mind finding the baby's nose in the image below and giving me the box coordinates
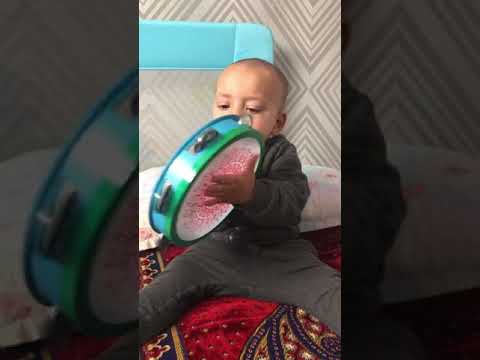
[227,104,245,117]
[230,110,244,117]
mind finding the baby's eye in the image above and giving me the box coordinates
[247,108,261,114]
[217,104,230,110]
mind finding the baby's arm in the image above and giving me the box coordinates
[237,142,310,227]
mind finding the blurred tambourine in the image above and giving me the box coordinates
[23,70,139,335]
[149,114,264,246]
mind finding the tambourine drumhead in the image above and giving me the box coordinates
[88,177,138,325]
[176,137,260,241]
[149,115,264,245]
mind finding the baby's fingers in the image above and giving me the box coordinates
[204,184,225,197]
[203,196,225,206]
[211,174,236,184]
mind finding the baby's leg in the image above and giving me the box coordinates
[252,239,341,335]
[140,250,221,343]
[97,242,231,359]
[276,259,340,335]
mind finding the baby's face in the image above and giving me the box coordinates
[212,63,286,139]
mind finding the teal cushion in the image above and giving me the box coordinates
[139,20,274,70]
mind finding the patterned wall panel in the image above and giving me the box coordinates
[343,0,480,157]
[139,0,341,171]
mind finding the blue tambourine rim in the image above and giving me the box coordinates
[23,68,139,305]
[148,114,261,242]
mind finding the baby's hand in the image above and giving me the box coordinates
[204,155,258,206]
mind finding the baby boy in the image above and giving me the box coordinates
[97,58,341,359]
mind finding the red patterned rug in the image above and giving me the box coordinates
[139,228,342,360]
[4,226,480,359]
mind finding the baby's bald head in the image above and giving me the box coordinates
[213,58,289,139]
[219,58,289,111]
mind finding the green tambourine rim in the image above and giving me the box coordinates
[60,173,138,335]
[164,126,264,246]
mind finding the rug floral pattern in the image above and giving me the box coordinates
[139,228,341,360]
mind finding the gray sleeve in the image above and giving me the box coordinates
[236,142,310,227]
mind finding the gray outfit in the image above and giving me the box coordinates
[139,134,341,343]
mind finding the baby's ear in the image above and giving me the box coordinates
[275,113,287,133]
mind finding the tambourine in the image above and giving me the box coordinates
[149,114,264,246]
[23,70,139,335]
